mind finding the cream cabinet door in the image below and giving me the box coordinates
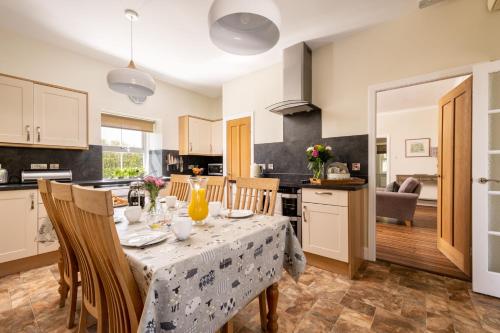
[0,190,38,263]
[211,120,223,155]
[188,117,211,155]
[0,75,34,144]
[302,203,348,262]
[34,84,87,148]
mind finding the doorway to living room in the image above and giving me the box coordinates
[375,75,471,280]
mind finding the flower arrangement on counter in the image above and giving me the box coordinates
[143,175,166,213]
[306,144,332,179]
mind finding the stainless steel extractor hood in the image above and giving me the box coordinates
[266,42,320,115]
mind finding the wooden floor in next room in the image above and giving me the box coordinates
[376,205,469,281]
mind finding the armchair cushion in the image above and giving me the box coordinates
[399,177,419,194]
[385,181,400,192]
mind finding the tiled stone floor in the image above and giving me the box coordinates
[1,261,500,332]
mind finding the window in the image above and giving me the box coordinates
[101,114,156,179]
[101,126,147,179]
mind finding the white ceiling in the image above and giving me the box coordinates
[0,0,418,97]
[377,75,471,113]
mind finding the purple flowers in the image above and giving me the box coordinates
[306,144,333,179]
[312,150,319,158]
[144,175,165,189]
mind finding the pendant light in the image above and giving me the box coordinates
[208,0,281,55]
[107,9,156,97]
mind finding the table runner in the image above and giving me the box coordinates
[116,214,306,333]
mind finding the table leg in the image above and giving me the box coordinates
[266,282,279,333]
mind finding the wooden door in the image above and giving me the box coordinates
[0,190,38,263]
[437,77,472,277]
[302,203,348,262]
[0,75,34,144]
[226,117,251,180]
[34,84,87,148]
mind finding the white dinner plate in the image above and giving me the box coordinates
[226,210,254,219]
[120,232,168,247]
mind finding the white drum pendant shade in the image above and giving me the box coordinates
[209,0,281,55]
[107,62,156,97]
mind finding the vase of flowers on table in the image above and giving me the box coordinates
[143,175,166,214]
[306,144,332,180]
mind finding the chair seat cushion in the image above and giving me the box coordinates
[398,177,419,193]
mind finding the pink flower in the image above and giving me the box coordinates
[312,150,319,158]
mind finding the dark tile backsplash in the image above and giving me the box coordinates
[255,110,368,179]
[0,145,102,183]
[161,150,222,177]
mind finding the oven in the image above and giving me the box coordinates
[279,186,302,245]
[207,163,223,176]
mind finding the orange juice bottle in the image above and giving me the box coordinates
[188,177,208,223]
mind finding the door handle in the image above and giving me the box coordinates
[189,142,192,152]
[25,125,30,141]
[30,193,35,210]
[478,177,500,184]
[314,191,332,195]
[36,126,41,142]
[303,206,307,223]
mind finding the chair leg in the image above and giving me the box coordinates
[221,320,233,333]
[66,280,78,328]
[404,220,412,227]
[57,251,67,308]
[78,304,88,333]
[258,291,267,331]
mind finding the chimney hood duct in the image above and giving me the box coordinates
[266,42,320,115]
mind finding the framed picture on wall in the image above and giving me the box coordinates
[405,138,430,157]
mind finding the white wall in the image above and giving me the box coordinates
[223,0,500,143]
[222,63,283,144]
[0,27,221,150]
[377,108,438,200]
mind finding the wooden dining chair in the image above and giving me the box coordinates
[72,185,143,333]
[231,177,280,331]
[205,176,226,202]
[38,179,79,329]
[51,182,107,333]
[233,177,280,215]
[160,174,191,201]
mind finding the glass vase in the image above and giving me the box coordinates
[313,161,325,179]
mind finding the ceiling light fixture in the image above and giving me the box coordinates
[107,9,156,98]
[208,0,281,55]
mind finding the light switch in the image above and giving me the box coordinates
[267,163,274,170]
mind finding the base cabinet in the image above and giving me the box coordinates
[0,190,38,263]
[302,203,348,262]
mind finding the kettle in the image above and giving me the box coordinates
[0,164,7,184]
[250,164,263,178]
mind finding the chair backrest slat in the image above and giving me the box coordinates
[50,181,105,322]
[72,185,143,333]
[161,174,190,201]
[205,176,226,202]
[232,178,279,216]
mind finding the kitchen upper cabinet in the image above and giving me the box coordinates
[0,75,34,144]
[211,120,223,155]
[34,84,87,148]
[0,73,88,149]
[0,190,38,263]
[302,202,348,262]
[179,115,221,155]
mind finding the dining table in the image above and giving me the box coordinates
[114,206,306,333]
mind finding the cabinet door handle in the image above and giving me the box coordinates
[303,206,307,223]
[25,125,31,141]
[315,191,332,195]
[30,193,35,210]
[36,126,41,142]
[189,142,192,152]
[210,144,212,153]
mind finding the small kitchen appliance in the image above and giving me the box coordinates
[0,164,7,184]
[207,163,223,176]
[21,169,72,183]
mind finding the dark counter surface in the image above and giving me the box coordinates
[300,183,368,191]
[0,177,170,191]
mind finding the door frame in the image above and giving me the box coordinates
[222,112,255,177]
[367,65,473,261]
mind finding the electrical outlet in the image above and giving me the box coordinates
[352,163,361,171]
[257,163,266,170]
[267,163,274,170]
[49,164,60,170]
[31,163,47,170]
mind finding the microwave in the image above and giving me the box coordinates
[207,163,223,176]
